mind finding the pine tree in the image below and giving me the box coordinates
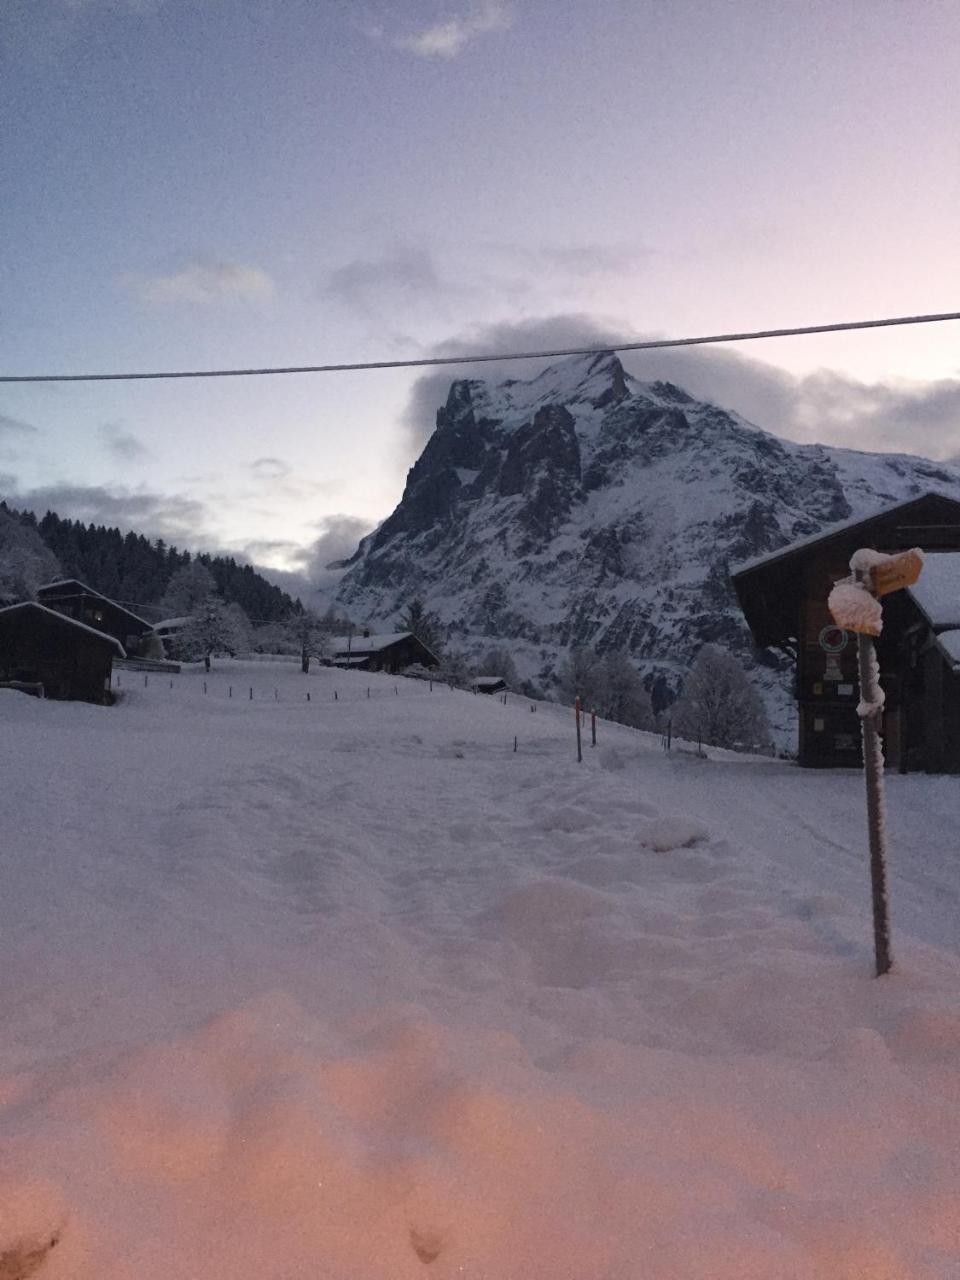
[398,598,444,656]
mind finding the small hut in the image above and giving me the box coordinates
[0,602,124,703]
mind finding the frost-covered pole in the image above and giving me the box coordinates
[856,616,891,976]
[829,547,923,978]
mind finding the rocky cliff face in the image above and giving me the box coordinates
[334,352,960,735]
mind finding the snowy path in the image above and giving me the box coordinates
[1,666,959,1279]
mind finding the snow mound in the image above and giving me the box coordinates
[638,815,711,851]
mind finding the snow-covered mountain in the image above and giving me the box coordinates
[334,352,960,721]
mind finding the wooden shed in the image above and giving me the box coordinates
[36,579,153,654]
[731,492,960,771]
[330,631,440,673]
[0,602,125,704]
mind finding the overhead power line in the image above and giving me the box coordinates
[2,310,959,384]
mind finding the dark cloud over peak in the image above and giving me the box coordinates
[398,313,960,465]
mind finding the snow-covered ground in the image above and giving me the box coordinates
[2,661,959,1278]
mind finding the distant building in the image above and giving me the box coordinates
[330,631,440,673]
[732,491,960,771]
[0,601,124,704]
[471,675,507,694]
[36,579,153,655]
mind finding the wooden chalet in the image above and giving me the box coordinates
[0,601,124,703]
[731,492,960,772]
[36,579,153,655]
[330,631,439,673]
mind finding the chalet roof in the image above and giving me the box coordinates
[732,492,960,649]
[907,553,960,631]
[732,492,960,577]
[331,631,410,653]
[472,675,506,688]
[0,601,126,656]
[37,579,152,630]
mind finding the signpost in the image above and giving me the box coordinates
[828,547,923,976]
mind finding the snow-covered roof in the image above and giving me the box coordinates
[153,616,189,631]
[935,629,960,669]
[331,631,413,654]
[37,579,151,629]
[0,601,126,656]
[731,492,960,577]
[472,675,506,688]
[906,553,960,630]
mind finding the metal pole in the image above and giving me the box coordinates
[857,632,893,976]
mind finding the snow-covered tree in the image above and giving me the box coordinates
[161,561,218,617]
[398,598,444,657]
[180,596,247,672]
[0,509,61,605]
[477,647,519,689]
[555,644,605,710]
[286,608,332,673]
[598,651,655,729]
[672,644,770,751]
[438,647,472,689]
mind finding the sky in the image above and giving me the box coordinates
[2,0,959,595]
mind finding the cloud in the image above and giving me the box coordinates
[326,245,443,316]
[244,514,374,601]
[123,259,274,306]
[0,411,38,438]
[250,457,292,481]
[100,423,152,463]
[1,479,214,546]
[394,0,511,57]
[398,312,960,463]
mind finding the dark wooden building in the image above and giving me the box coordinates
[0,602,124,703]
[36,579,153,655]
[731,492,960,771]
[331,631,440,673]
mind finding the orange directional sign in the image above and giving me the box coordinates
[871,548,924,597]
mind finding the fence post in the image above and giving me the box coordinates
[575,697,583,763]
[249,687,253,700]
[591,710,597,747]
[203,681,207,695]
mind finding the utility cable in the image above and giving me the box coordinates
[2,310,959,383]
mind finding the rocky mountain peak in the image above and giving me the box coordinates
[334,354,960,737]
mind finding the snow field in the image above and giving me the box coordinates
[1,662,960,1278]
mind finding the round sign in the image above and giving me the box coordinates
[819,625,848,654]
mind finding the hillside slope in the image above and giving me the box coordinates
[1,667,959,1277]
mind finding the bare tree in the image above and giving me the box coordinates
[598,651,655,729]
[555,645,605,710]
[287,608,331,673]
[672,644,770,751]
